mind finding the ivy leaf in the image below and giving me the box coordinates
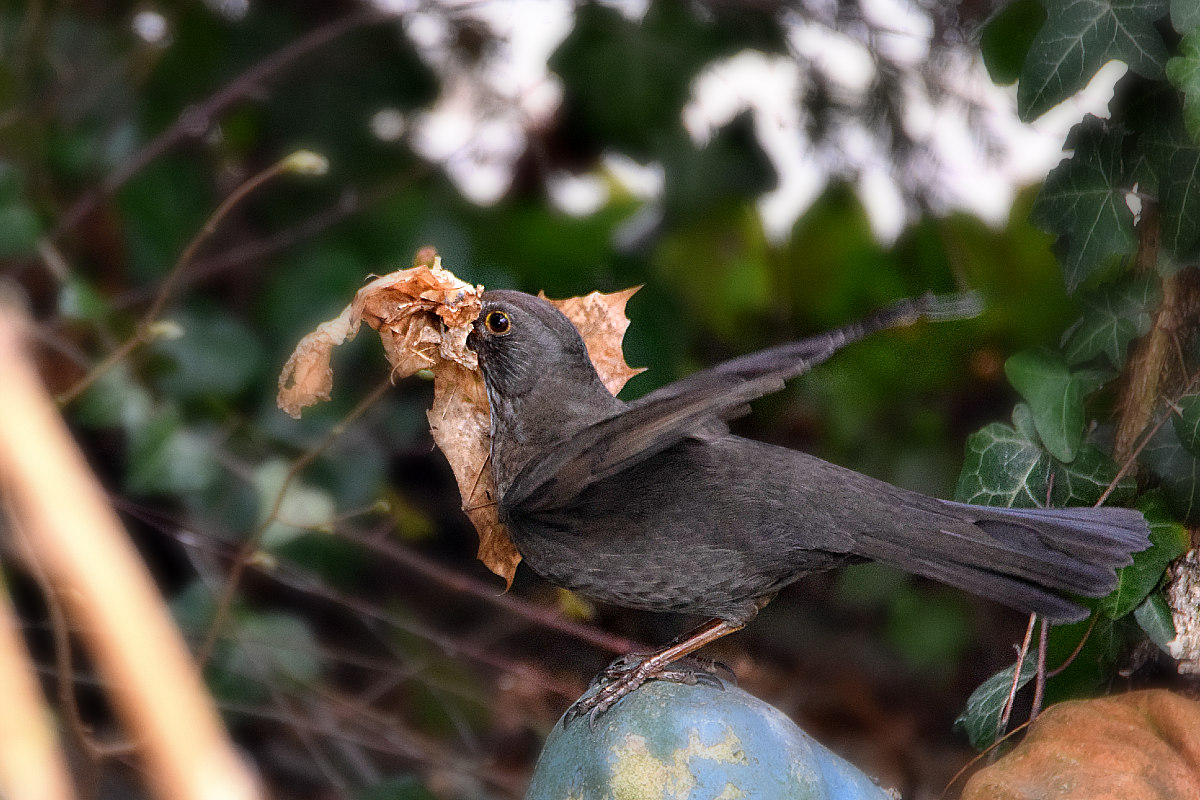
[1048,444,1135,507]
[1062,274,1160,366]
[1167,29,1200,143]
[126,412,220,496]
[956,651,1037,750]
[153,307,266,400]
[232,612,321,687]
[1174,0,1200,35]
[1096,497,1188,619]
[981,0,1046,86]
[1141,418,1200,523]
[550,2,784,160]
[1134,591,1177,653]
[1150,125,1200,259]
[0,203,42,258]
[955,421,1050,507]
[73,363,154,431]
[1174,394,1200,456]
[1005,349,1084,462]
[1018,0,1169,121]
[661,111,778,221]
[1030,116,1136,292]
[252,459,337,549]
[956,420,1133,509]
[1012,402,1040,444]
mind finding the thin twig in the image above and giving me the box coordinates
[1046,614,1099,679]
[0,309,261,800]
[30,662,524,799]
[1096,369,1200,508]
[52,8,387,237]
[177,529,577,700]
[940,719,1034,800]
[187,549,355,795]
[98,167,432,315]
[56,156,309,407]
[195,378,394,668]
[1030,618,1047,721]
[337,521,645,654]
[997,612,1036,742]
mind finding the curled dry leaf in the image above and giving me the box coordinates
[277,254,643,589]
[276,262,480,418]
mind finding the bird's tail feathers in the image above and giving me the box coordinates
[860,502,1149,623]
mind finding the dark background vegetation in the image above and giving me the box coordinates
[3,1,1198,798]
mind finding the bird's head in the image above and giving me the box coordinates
[468,290,598,400]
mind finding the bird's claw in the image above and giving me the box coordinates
[565,654,729,728]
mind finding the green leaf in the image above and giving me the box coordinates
[661,112,778,221]
[1029,116,1136,292]
[956,419,1133,508]
[169,580,218,637]
[1141,417,1200,523]
[1004,349,1084,462]
[152,307,265,400]
[1167,29,1200,142]
[232,612,321,686]
[1047,444,1135,507]
[1174,0,1200,34]
[253,459,336,549]
[1062,274,1160,366]
[1096,509,1187,619]
[956,420,1050,507]
[1070,367,1116,397]
[57,276,113,322]
[1018,0,1169,121]
[549,2,783,160]
[1142,118,1200,259]
[956,651,1037,750]
[1134,591,1177,652]
[0,203,42,258]
[1012,402,1041,444]
[1175,395,1200,456]
[356,777,437,800]
[72,363,154,431]
[981,0,1047,86]
[126,412,221,496]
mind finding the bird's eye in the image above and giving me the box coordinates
[484,310,512,335]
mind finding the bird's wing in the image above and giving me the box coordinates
[504,292,980,513]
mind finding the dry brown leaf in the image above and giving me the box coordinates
[544,286,645,395]
[277,253,642,589]
[425,361,521,586]
[277,262,480,417]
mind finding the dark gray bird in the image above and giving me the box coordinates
[467,289,1150,721]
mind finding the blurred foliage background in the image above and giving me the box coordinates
[3,0,1195,798]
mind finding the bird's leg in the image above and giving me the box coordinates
[565,617,745,727]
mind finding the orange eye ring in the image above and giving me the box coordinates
[484,310,512,335]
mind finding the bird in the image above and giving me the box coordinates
[466,289,1150,723]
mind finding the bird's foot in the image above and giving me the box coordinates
[565,654,730,728]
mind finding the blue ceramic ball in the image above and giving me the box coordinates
[526,680,894,800]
